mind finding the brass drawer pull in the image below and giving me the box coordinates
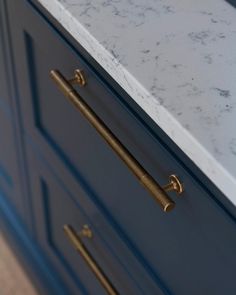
[63,224,119,295]
[50,69,183,212]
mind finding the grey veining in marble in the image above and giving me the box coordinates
[37,0,236,204]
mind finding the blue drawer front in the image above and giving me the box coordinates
[26,142,163,295]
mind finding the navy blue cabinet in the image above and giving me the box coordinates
[0,0,27,225]
[1,0,236,294]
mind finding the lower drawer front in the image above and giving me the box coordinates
[27,144,164,295]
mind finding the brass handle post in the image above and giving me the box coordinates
[50,70,183,212]
[63,225,119,295]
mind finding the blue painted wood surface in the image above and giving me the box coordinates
[26,141,162,295]
[1,0,236,294]
[0,0,28,226]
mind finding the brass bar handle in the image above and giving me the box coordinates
[50,70,183,212]
[63,225,119,295]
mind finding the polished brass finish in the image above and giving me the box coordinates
[68,69,86,86]
[50,69,184,212]
[163,174,184,195]
[63,225,119,295]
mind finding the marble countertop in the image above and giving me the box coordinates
[37,0,236,204]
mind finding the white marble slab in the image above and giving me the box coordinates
[37,0,236,204]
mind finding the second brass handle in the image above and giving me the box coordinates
[63,225,119,295]
[50,69,183,212]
